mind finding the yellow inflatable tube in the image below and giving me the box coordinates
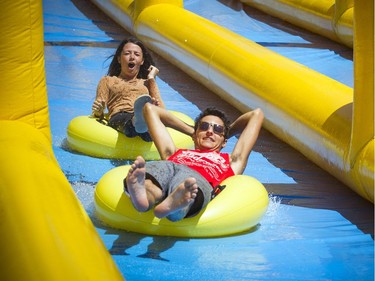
[240,0,353,48]
[67,111,194,160]
[90,0,374,203]
[0,1,123,280]
[95,165,269,238]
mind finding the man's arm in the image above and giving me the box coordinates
[229,108,264,175]
[143,104,194,160]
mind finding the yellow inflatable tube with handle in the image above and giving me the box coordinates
[95,165,269,238]
[67,111,194,160]
[0,1,123,280]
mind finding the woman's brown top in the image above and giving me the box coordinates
[93,75,162,119]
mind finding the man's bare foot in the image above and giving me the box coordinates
[126,156,149,212]
[154,177,198,219]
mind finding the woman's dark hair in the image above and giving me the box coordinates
[194,107,231,139]
[106,37,155,79]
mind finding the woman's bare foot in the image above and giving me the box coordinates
[126,156,149,212]
[154,177,198,219]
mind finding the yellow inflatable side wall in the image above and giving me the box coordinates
[0,1,123,280]
[240,0,353,48]
[89,0,373,203]
[349,0,374,202]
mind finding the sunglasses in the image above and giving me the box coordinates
[198,121,225,135]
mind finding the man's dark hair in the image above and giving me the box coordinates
[194,107,231,139]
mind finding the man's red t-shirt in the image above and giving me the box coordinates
[167,149,235,188]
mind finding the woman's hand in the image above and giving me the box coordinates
[147,65,159,79]
[151,97,161,107]
[92,100,105,116]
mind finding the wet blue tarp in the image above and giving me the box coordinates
[43,0,373,280]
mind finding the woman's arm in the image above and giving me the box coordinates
[91,77,108,118]
[147,66,166,109]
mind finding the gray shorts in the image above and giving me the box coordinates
[145,161,213,221]
[108,111,152,142]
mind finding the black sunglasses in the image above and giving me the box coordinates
[198,121,225,135]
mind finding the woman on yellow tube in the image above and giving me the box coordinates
[67,37,194,160]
